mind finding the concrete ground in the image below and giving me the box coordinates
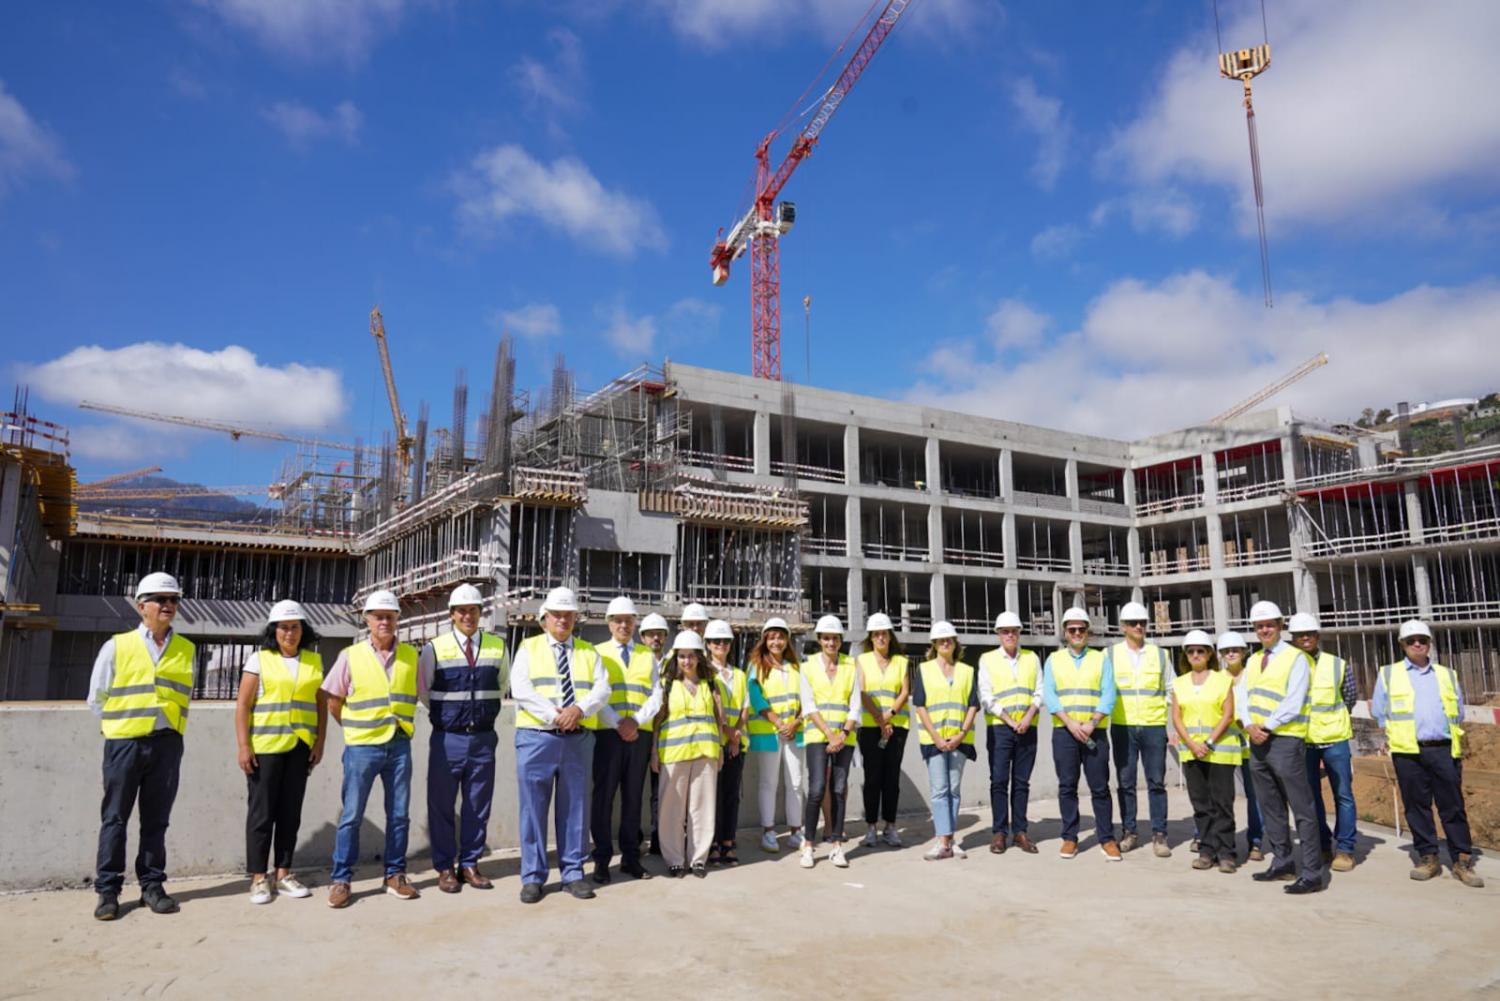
[6,790,1497,1000]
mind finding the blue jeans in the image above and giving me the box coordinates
[1053,727,1114,844]
[1240,759,1263,846]
[1306,740,1357,853]
[330,735,412,883]
[1111,723,1168,836]
[926,751,966,837]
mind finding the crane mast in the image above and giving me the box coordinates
[369,305,414,506]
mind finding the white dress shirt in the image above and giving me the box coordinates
[509,634,613,727]
[976,649,1044,718]
[87,625,179,732]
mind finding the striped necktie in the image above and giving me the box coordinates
[556,642,576,708]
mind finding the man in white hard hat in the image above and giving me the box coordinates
[1042,608,1121,861]
[680,602,710,637]
[88,572,194,920]
[590,596,650,884]
[1106,601,1173,858]
[1373,621,1482,887]
[635,612,672,856]
[1288,612,1359,874]
[324,589,422,907]
[1215,631,1263,861]
[1244,601,1322,895]
[417,583,506,894]
[509,587,614,903]
[979,610,1042,855]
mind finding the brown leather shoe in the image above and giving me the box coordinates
[1058,840,1078,859]
[1101,841,1122,861]
[989,833,1008,855]
[327,882,351,909]
[384,873,420,900]
[460,866,493,890]
[437,868,461,894]
[1013,832,1038,854]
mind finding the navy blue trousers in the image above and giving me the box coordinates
[428,728,498,871]
[1053,726,1115,844]
[96,731,183,895]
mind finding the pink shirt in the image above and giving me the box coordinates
[320,641,397,698]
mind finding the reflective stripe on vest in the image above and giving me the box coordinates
[1046,648,1108,728]
[428,631,505,732]
[101,630,195,739]
[602,642,660,733]
[1110,641,1168,727]
[917,659,976,747]
[1306,652,1353,744]
[515,634,601,730]
[1381,661,1463,759]
[804,655,857,744]
[250,649,323,753]
[1246,647,1308,739]
[748,664,802,738]
[658,678,721,764]
[340,642,419,746]
[714,665,750,748]
[857,652,910,729]
[1172,671,1243,765]
[980,648,1039,726]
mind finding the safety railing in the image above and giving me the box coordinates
[1222,543,1293,567]
[1015,554,1072,573]
[1081,558,1131,577]
[1300,526,1412,559]
[1216,480,1285,504]
[803,536,849,557]
[1135,493,1205,517]
[1012,489,1072,512]
[770,459,845,483]
[679,449,755,473]
[862,540,931,562]
[943,545,1005,568]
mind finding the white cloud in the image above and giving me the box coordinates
[1010,77,1069,191]
[453,144,666,257]
[68,424,195,464]
[646,0,990,48]
[910,273,1500,437]
[511,28,586,126]
[494,302,562,340]
[1104,0,1500,232]
[985,299,1049,351]
[1091,188,1199,238]
[0,80,73,198]
[664,297,721,328]
[602,306,657,356]
[193,0,408,63]
[261,100,362,148]
[1030,223,1083,260]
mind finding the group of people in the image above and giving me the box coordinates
[88,575,1483,920]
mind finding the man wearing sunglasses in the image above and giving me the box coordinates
[87,572,195,921]
[1373,620,1483,888]
[1042,607,1121,861]
[1105,601,1173,858]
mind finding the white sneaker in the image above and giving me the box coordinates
[923,843,953,861]
[276,875,311,898]
[760,830,780,853]
[882,827,903,848]
[952,844,968,859]
[249,878,272,905]
[799,844,816,869]
[788,831,805,850]
[862,829,879,848]
[830,846,849,868]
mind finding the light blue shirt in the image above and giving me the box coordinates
[1371,658,1465,742]
[1256,639,1311,732]
[1042,647,1116,718]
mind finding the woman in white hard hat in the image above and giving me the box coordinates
[747,617,806,853]
[912,621,979,860]
[857,612,910,849]
[1216,631,1263,861]
[1170,630,1241,874]
[705,619,749,866]
[798,615,861,869]
[235,600,328,904]
[642,631,723,877]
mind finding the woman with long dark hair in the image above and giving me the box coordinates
[644,631,724,878]
[1171,630,1241,874]
[746,617,805,853]
[706,619,749,866]
[857,612,909,849]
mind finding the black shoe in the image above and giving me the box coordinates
[1284,877,1324,895]
[519,883,544,904]
[93,893,119,921]
[140,885,179,914]
[1251,865,1297,883]
[691,863,707,879]
[591,863,612,885]
[667,865,685,878]
[561,879,596,900]
[648,841,663,857]
[620,860,653,880]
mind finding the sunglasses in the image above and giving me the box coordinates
[1121,620,1146,628]
[1186,646,1211,656]
[143,594,180,606]
[707,638,731,644]
[1065,626,1088,635]
[1403,637,1431,647]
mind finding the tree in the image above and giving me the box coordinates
[1375,407,1393,425]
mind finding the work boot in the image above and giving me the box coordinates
[1118,832,1140,853]
[1191,854,1214,870]
[1247,843,1264,862]
[1330,852,1355,873]
[93,893,119,921]
[1409,854,1441,881]
[1152,833,1172,858]
[989,833,1008,855]
[1453,854,1485,888]
[140,884,179,914]
[1218,858,1238,874]
[1013,832,1038,854]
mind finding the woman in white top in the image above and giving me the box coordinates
[1216,630,1262,861]
[746,618,806,854]
[798,615,862,870]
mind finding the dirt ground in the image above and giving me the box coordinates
[4,790,1497,1000]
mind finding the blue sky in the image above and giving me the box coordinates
[3,0,1498,488]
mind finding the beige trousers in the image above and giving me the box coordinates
[659,757,719,868]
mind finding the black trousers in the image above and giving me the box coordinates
[96,731,183,895]
[1182,758,1236,862]
[1393,746,1474,859]
[592,729,655,866]
[987,723,1038,835]
[804,742,854,841]
[714,748,746,843]
[246,741,312,874]
[857,726,908,825]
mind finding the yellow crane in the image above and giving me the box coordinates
[76,465,163,492]
[79,401,358,452]
[1209,352,1329,425]
[78,484,282,502]
[369,305,414,506]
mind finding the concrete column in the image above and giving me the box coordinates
[843,423,860,487]
[1122,466,1137,508]
[1065,457,1080,512]
[1004,578,1019,618]
[1412,555,1434,620]
[1280,433,1298,485]
[1356,436,1380,469]
[1127,527,1143,581]
[999,448,1014,502]
[1068,519,1083,575]
[1292,566,1320,618]
[928,503,944,564]
[753,411,771,477]
[1052,583,1066,636]
[844,495,862,559]
[1210,577,1229,633]
[1205,514,1226,573]
[1002,512,1018,571]
[1403,480,1426,544]
[930,571,947,625]
[846,568,865,631]
[924,436,941,496]
[1201,450,1219,506]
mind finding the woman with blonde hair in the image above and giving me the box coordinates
[912,622,979,861]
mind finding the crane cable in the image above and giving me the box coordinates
[1214,0,1273,308]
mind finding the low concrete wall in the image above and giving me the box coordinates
[0,703,1157,891]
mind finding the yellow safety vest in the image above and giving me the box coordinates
[1306,651,1353,744]
[658,677,721,764]
[714,663,750,749]
[1381,661,1463,759]
[601,641,660,733]
[857,652,910,729]
[748,663,802,739]
[1046,648,1109,728]
[1172,671,1243,766]
[100,630,195,739]
[515,633,602,730]
[1109,641,1169,727]
[1246,646,1308,739]
[250,649,323,753]
[917,659,976,746]
[804,655,858,744]
[980,648,1039,726]
[340,642,419,746]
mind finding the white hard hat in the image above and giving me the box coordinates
[1248,600,1283,623]
[267,599,307,623]
[865,612,894,633]
[814,614,844,637]
[363,590,401,613]
[671,630,706,653]
[1288,612,1320,633]
[1183,629,1214,649]
[681,602,710,622]
[994,611,1023,630]
[541,587,579,614]
[930,621,959,641]
[762,617,790,634]
[135,572,182,599]
[1061,607,1091,627]
[1398,619,1432,642]
[448,583,484,608]
[1216,631,1248,651]
[606,596,639,618]
[705,619,734,641]
[640,613,670,634]
[1119,601,1149,623]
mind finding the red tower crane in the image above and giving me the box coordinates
[709,0,914,380]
